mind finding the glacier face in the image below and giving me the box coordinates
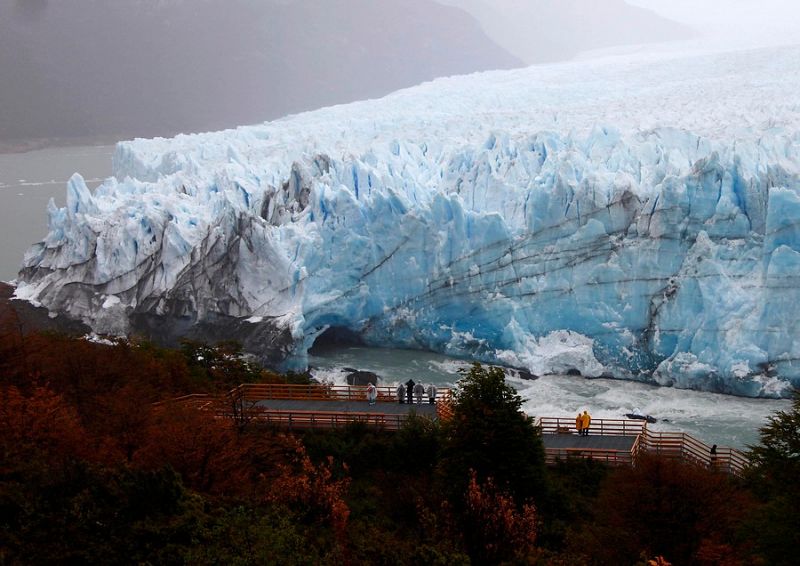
[15,45,800,397]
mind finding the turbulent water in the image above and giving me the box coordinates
[309,345,790,449]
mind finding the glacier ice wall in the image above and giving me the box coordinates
[15,45,800,397]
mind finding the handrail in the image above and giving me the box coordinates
[155,383,449,431]
[232,407,408,431]
[436,389,455,421]
[234,383,452,404]
[152,393,213,407]
[641,430,747,476]
[537,416,747,477]
[545,446,637,466]
[537,417,646,437]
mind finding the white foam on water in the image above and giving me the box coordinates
[511,374,790,449]
[427,358,472,377]
[308,366,351,387]
[305,346,788,449]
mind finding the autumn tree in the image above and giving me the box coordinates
[439,363,547,504]
[570,455,756,565]
[744,389,800,565]
[0,384,87,469]
[267,443,351,540]
[134,404,254,495]
[462,470,539,564]
[180,339,270,391]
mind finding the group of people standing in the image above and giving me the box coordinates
[364,379,439,405]
[398,379,437,405]
[575,410,592,435]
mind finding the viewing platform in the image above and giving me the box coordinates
[161,383,453,431]
[537,416,748,476]
[160,384,748,476]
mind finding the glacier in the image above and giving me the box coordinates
[15,45,800,398]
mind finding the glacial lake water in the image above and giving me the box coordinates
[2,144,791,451]
[0,144,114,282]
[309,344,791,451]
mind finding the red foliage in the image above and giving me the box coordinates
[462,469,539,563]
[573,454,756,565]
[0,384,88,468]
[267,443,351,538]
[133,404,255,495]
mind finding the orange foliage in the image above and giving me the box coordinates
[0,384,88,467]
[91,384,156,465]
[133,404,254,495]
[1,327,194,409]
[576,454,756,565]
[463,469,539,563]
[268,443,351,538]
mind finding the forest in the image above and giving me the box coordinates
[1,299,799,565]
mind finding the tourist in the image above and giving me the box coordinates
[396,383,405,403]
[414,381,425,404]
[405,379,415,405]
[581,410,592,436]
[366,382,377,405]
[427,383,437,404]
[710,444,718,468]
[575,412,584,435]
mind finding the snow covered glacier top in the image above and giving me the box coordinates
[16,45,800,397]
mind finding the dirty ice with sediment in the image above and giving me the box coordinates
[14,44,800,398]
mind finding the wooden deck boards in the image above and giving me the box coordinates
[253,399,439,417]
[542,434,638,452]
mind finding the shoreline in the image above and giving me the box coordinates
[0,134,133,155]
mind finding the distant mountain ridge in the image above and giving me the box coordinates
[0,0,521,142]
[440,0,695,63]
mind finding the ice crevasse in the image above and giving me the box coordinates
[15,45,800,397]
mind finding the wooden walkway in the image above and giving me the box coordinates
[538,417,644,466]
[536,416,748,476]
[157,383,454,431]
[253,398,438,416]
[158,385,747,475]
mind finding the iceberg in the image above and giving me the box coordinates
[15,45,800,398]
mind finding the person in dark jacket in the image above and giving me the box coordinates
[405,379,415,405]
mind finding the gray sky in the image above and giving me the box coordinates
[439,0,693,63]
[0,0,520,145]
[1,0,798,146]
[627,0,800,48]
[0,0,691,145]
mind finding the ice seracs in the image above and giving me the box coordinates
[15,44,800,398]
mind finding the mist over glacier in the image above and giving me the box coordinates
[15,45,800,398]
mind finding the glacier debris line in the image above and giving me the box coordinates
[15,45,800,397]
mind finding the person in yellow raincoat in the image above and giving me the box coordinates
[575,413,584,435]
[581,410,591,436]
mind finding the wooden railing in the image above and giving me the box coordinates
[236,407,407,431]
[537,416,748,477]
[537,417,647,437]
[544,446,638,466]
[641,430,748,476]
[436,390,455,422]
[153,383,453,431]
[231,383,451,404]
[152,393,216,410]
